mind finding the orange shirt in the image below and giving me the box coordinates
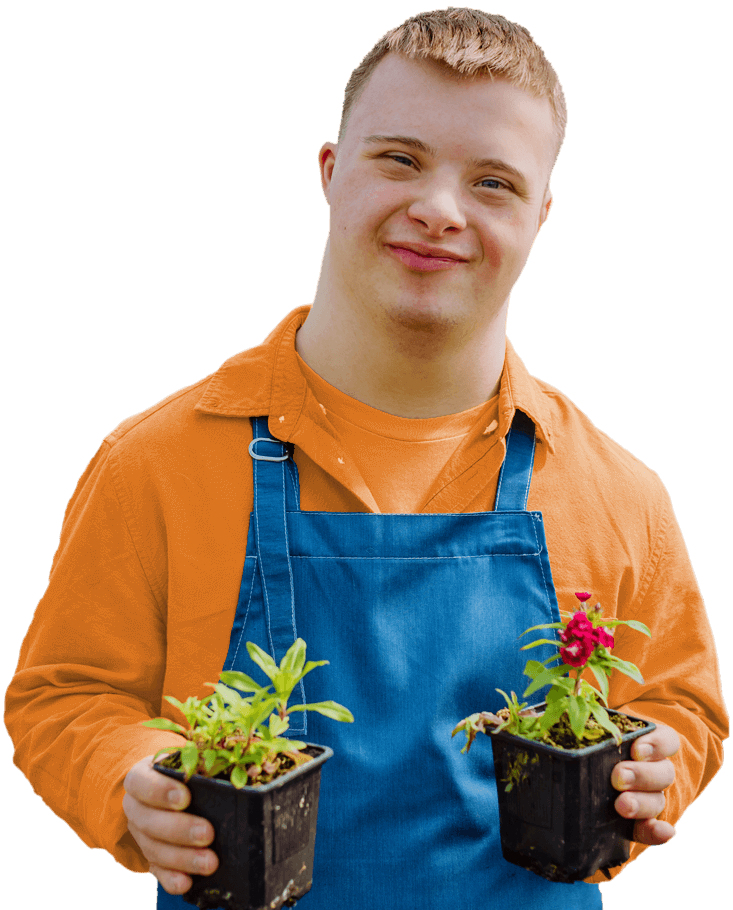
[5,305,728,883]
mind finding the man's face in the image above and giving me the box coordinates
[319,53,556,339]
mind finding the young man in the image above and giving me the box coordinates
[5,9,727,909]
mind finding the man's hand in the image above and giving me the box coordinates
[611,723,680,845]
[123,754,219,896]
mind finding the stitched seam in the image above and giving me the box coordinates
[228,556,257,668]
[288,553,541,559]
[280,454,306,732]
[530,516,555,620]
[282,510,532,517]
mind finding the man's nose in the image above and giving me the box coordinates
[406,181,467,234]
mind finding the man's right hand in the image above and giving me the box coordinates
[123,754,219,896]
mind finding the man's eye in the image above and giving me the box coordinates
[383,158,507,191]
[385,154,414,167]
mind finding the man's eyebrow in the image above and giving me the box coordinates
[362,134,529,187]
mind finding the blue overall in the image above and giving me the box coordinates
[157,409,601,909]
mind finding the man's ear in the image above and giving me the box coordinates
[319,143,338,203]
[537,187,554,234]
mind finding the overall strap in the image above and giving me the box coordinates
[494,409,537,512]
[249,417,306,720]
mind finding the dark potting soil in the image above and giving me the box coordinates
[157,748,314,787]
[495,707,647,750]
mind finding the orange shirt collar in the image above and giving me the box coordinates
[195,305,555,453]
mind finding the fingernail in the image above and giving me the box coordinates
[192,824,210,845]
[168,789,186,808]
[635,743,653,760]
[625,796,638,816]
[617,769,634,788]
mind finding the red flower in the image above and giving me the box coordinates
[565,612,593,636]
[592,627,615,650]
[560,637,595,667]
[575,592,592,602]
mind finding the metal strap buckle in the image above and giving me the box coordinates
[248,437,290,462]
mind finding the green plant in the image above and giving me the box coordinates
[452,592,651,753]
[142,638,353,788]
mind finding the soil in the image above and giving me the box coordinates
[158,746,314,786]
[496,706,647,750]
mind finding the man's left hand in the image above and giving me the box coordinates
[611,723,680,845]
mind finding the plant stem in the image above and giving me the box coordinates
[573,670,582,696]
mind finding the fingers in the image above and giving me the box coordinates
[632,818,676,846]
[630,723,681,762]
[611,757,675,793]
[122,754,219,896]
[614,787,665,822]
[614,787,677,845]
[123,754,190,810]
[609,724,680,844]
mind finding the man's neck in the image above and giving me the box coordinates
[295,298,507,419]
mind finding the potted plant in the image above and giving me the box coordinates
[141,638,353,910]
[452,592,656,883]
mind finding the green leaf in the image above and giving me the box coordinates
[280,638,307,676]
[295,659,329,684]
[549,675,575,693]
[288,700,354,722]
[269,714,290,737]
[272,669,297,702]
[588,662,610,703]
[141,717,187,734]
[244,742,269,764]
[545,683,566,704]
[538,653,564,667]
[283,739,307,751]
[219,670,265,693]
[568,695,591,739]
[495,689,527,713]
[249,695,281,730]
[590,704,622,744]
[163,694,186,712]
[246,642,279,681]
[539,696,569,731]
[203,749,219,773]
[607,656,644,684]
[522,659,546,677]
[519,622,564,637]
[152,745,181,762]
[523,665,568,697]
[602,618,651,637]
[520,638,562,651]
[180,743,200,779]
[230,764,250,789]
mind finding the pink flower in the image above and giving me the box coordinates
[575,592,592,602]
[560,636,595,667]
[592,627,615,650]
[565,612,593,636]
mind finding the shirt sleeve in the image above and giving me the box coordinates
[3,441,186,872]
[585,478,729,883]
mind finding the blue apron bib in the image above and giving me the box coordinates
[158,409,601,909]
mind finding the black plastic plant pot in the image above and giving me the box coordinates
[489,706,655,883]
[154,744,333,910]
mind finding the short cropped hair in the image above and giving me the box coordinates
[338,7,567,168]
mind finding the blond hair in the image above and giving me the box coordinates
[338,7,567,166]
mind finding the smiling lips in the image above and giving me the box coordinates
[387,243,468,272]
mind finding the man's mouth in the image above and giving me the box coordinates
[386,244,467,272]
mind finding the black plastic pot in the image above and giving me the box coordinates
[154,743,333,910]
[489,706,655,883]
